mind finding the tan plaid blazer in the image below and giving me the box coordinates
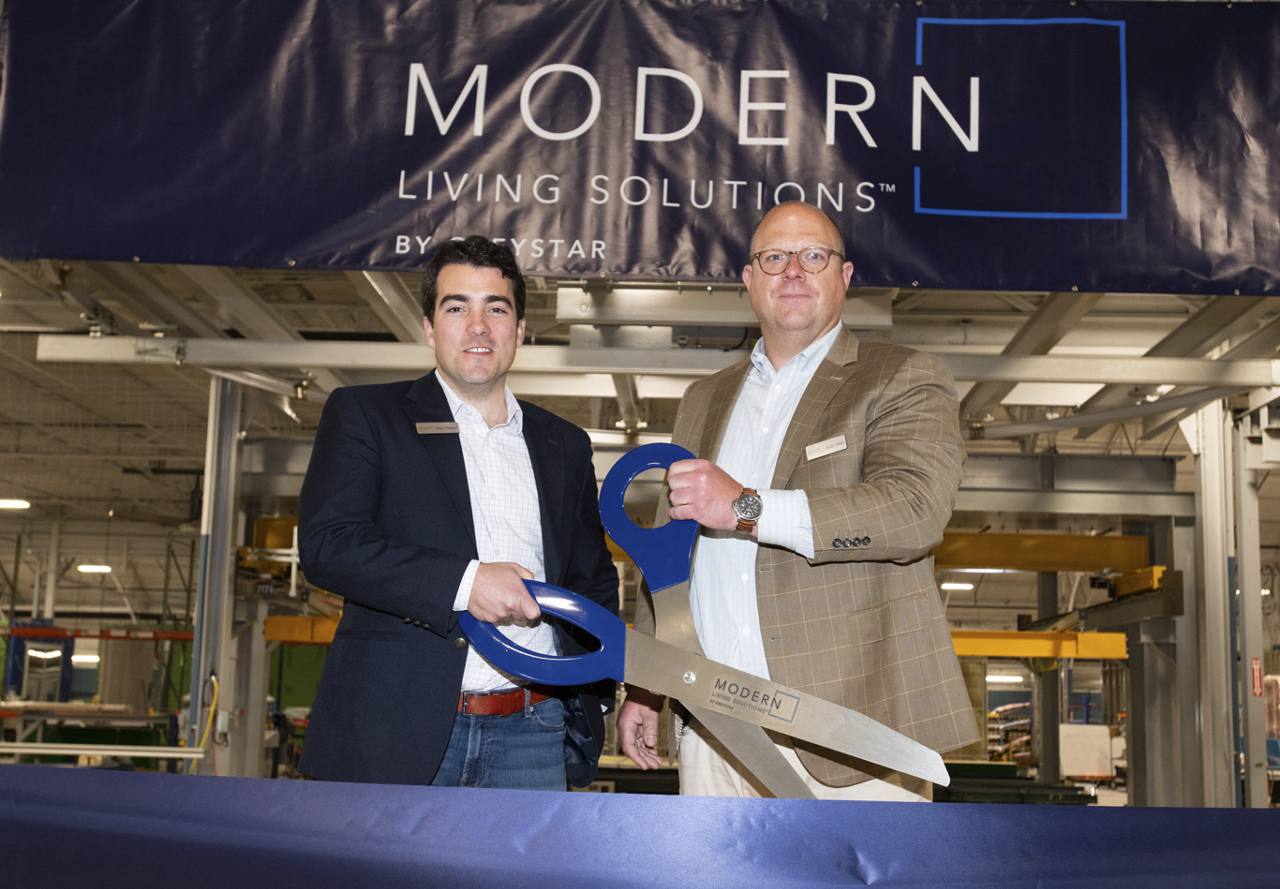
[637,327,979,787]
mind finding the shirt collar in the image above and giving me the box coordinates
[436,372,523,433]
[749,323,843,381]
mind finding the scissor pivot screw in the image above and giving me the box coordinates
[682,671,696,685]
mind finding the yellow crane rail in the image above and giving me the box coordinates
[951,629,1127,659]
[267,616,1127,659]
[935,532,1148,573]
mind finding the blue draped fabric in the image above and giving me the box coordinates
[1,765,1277,887]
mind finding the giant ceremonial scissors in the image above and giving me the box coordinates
[458,443,950,796]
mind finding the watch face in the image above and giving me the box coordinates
[734,492,763,521]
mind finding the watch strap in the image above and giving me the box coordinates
[734,487,760,533]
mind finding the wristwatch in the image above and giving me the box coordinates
[732,487,763,533]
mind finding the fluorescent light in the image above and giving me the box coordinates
[1264,589,1272,597]
[0,499,30,510]
[76,563,113,574]
[27,648,62,660]
[950,568,1020,575]
[71,654,100,666]
[986,673,1024,684]
[940,582,975,591]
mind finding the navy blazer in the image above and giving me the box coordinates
[297,371,618,786]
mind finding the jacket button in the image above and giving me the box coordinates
[423,622,431,630]
[403,617,412,623]
[454,637,468,649]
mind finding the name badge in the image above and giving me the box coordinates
[805,435,847,461]
[415,422,459,435]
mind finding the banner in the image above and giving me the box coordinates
[0,1,1276,294]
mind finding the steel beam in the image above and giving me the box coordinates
[944,354,1280,387]
[1018,576,1184,632]
[347,271,425,343]
[84,263,224,338]
[235,439,1196,517]
[612,374,643,432]
[1142,314,1280,441]
[176,266,350,394]
[1073,296,1276,438]
[955,490,1194,518]
[556,286,894,329]
[960,292,1102,419]
[971,386,1241,440]
[38,334,1280,387]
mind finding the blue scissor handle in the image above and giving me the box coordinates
[599,442,699,592]
[456,580,626,685]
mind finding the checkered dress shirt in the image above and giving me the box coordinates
[438,376,558,693]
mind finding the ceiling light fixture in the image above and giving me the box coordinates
[76,563,112,574]
[986,674,1024,684]
[940,582,975,591]
[0,499,31,510]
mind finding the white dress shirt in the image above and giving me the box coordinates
[438,375,559,693]
[687,323,839,680]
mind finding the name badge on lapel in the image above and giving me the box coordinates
[805,435,847,462]
[415,422,459,435]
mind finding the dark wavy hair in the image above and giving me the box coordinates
[420,236,527,320]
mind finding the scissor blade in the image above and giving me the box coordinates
[625,631,950,787]
[685,705,816,798]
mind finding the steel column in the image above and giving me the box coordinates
[1035,571,1061,785]
[187,377,243,772]
[2,531,21,694]
[1125,618,1180,806]
[40,522,58,619]
[1231,419,1270,807]
[1185,401,1237,806]
[220,598,269,777]
[1172,518,1205,806]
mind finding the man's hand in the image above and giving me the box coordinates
[468,562,540,625]
[667,458,742,530]
[617,686,664,769]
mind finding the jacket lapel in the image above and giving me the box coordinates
[402,372,476,548]
[521,407,565,585]
[696,359,751,460]
[771,327,861,487]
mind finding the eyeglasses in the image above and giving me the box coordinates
[751,246,844,276]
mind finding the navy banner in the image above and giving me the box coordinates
[0,1,1276,294]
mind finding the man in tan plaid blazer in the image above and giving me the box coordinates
[618,201,978,798]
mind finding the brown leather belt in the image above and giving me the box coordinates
[456,687,551,716]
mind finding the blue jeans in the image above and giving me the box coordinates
[430,696,567,790]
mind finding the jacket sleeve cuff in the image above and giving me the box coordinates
[756,489,816,559]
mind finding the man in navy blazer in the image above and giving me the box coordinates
[298,237,618,789]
